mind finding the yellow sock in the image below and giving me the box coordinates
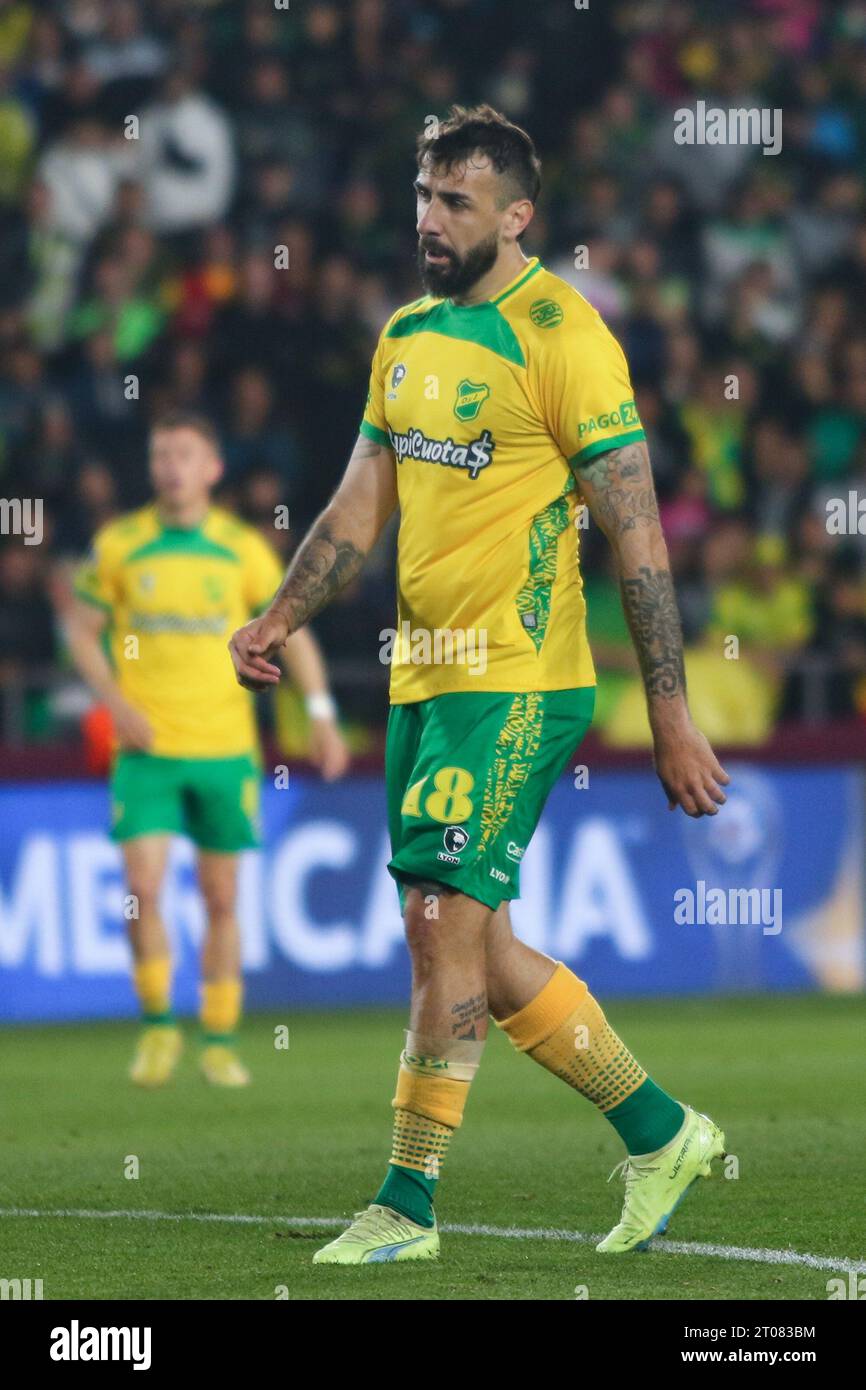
[391,1075,462,1176]
[376,1033,485,1226]
[390,1034,482,1172]
[133,956,173,1022]
[497,962,647,1111]
[200,978,243,1041]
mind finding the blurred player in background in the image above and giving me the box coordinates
[67,412,349,1088]
[231,106,731,1263]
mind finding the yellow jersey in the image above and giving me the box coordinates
[361,256,645,703]
[74,504,284,757]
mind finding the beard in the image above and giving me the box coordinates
[417,229,500,298]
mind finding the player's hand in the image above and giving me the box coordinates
[653,719,730,817]
[229,610,290,691]
[109,697,154,752]
[309,718,350,782]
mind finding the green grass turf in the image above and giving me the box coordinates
[1,996,864,1300]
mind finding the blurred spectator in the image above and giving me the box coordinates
[220,366,302,493]
[37,115,134,243]
[80,0,166,118]
[66,252,165,360]
[61,329,142,459]
[10,395,84,505]
[0,55,36,202]
[138,69,234,234]
[0,543,57,698]
[678,365,748,511]
[707,532,814,694]
[236,55,326,215]
[52,458,118,554]
[0,338,44,474]
[800,554,866,719]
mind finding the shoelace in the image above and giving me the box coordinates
[606,1158,660,1231]
[606,1157,660,1185]
[344,1206,415,1243]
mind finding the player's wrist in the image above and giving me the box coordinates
[267,603,292,631]
[649,696,691,740]
[306,692,338,722]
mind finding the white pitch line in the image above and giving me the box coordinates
[1,1207,863,1276]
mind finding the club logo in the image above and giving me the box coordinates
[529,298,563,328]
[453,378,490,422]
[443,825,470,855]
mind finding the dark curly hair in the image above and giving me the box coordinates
[416,103,542,211]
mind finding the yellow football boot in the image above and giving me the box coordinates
[597,1106,726,1252]
[199,1043,251,1087]
[129,1024,183,1088]
[313,1204,439,1265]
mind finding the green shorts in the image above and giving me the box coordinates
[110,751,262,851]
[386,687,595,911]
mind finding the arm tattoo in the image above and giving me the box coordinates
[271,518,365,630]
[570,441,660,538]
[572,440,686,703]
[620,565,687,700]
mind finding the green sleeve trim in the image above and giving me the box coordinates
[359,419,391,447]
[568,428,646,468]
[73,584,112,612]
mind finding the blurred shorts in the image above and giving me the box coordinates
[110,750,261,852]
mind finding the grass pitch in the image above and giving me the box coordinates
[1,996,863,1300]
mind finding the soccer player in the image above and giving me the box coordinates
[229,106,731,1259]
[68,411,349,1088]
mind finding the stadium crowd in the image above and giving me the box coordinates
[2,0,866,748]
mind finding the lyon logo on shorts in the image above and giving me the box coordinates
[443,825,470,856]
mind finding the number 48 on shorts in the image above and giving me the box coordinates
[385,687,595,910]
